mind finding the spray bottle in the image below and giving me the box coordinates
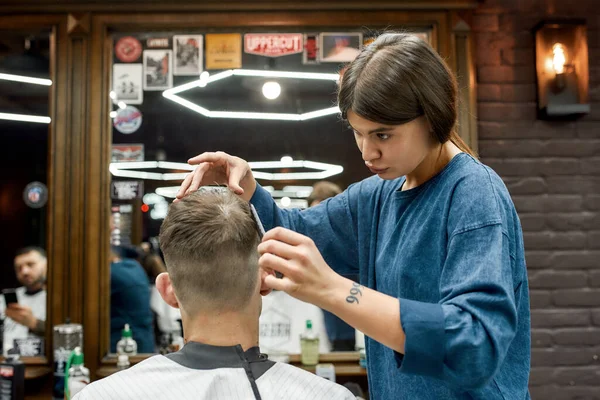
[64,346,90,399]
[116,324,137,355]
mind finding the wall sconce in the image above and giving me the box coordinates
[534,20,590,119]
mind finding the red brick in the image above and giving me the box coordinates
[504,177,547,195]
[553,328,600,346]
[478,121,576,140]
[529,271,588,289]
[500,48,534,66]
[524,231,587,250]
[512,195,583,213]
[584,195,600,211]
[553,289,600,307]
[479,139,544,157]
[593,310,600,326]
[500,83,536,101]
[477,65,535,83]
[551,251,600,269]
[529,290,552,307]
[519,213,546,230]
[531,386,600,400]
[498,14,539,32]
[531,329,553,347]
[531,309,590,328]
[545,212,600,231]
[582,157,600,174]
[553,366,600,386]
[577,122,600,139]
[531,347,600,366]
[544,140,600,158]
[477,84,501,101]
[529,367,555,386]
[472,14,499,32]
[546,177,600,195]
[478,102,536,121]
[588,231,600,249]
[590,270,600,287]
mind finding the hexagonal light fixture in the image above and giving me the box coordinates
[162,69,341,121]
[110,158,344,183]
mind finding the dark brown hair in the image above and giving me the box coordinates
[338,32,475,157]
[159,190,260,314]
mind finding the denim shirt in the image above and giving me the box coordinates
[251,153,531,400]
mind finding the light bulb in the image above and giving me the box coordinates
[281,196,291,207]
[552,43,567,75]
[262,81,281,100]
[280,156,293,163]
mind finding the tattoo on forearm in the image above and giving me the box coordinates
[346,282,363,304]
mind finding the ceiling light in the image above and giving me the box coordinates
[0,72,52,86]
[111,159,343,181]
[163,68,340,121]
[280,156,293,163]
[262,81,281,100]
[109,111,117,118]
[0,112,51,124]
[281,196,291,207]
[118,101,127,109]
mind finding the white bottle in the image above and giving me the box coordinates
[300,319,319,366]
[116,324,137,355]
[66,347,90,399]
[116,354,130,370]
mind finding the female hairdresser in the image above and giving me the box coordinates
[176,33,531,400]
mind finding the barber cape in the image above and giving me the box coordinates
[0,286,46,355]
[74,342,355,400]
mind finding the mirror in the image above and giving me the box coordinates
[107,28,430,356]
[0,30,51,358]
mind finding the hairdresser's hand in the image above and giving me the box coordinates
[176,151,257,202]
[5,304,37,330]
[258,227,341,309]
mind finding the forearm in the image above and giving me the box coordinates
[321,276,406,354]
[30,319,45,335]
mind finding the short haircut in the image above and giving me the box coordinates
[307,181,342,206]
[159,190,260,315]
[15,246,46,259]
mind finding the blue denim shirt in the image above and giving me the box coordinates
[251,153,531,399]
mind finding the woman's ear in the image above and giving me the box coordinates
[156,272,180,309]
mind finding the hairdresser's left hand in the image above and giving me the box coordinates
[258,227,341,309]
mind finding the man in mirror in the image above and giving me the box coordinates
[1,246,47,355]
[75,189,354,399]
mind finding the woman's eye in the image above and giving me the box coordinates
[377,133,390,140]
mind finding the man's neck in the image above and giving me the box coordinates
[183,309,259,351]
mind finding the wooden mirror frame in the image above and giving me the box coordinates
[0,12,82,383]
[78,5,479,379]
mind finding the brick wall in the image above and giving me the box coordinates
[473,1,600,398]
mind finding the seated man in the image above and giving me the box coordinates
[75,190,354,400]
[1,246,47,356]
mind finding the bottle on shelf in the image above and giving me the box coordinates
[65,347,90,399]
[116,354,130,371]
[116,324,137,355]
[300,319,319,366]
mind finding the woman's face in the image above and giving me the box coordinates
[347,110,434,180]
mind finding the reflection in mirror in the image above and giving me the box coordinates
[107,28,430,356]
[0,31,51,358]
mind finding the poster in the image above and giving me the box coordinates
[113,64,143,105]
[319,32,363,63]
[111,144,144,162]
[174,35,203,76]
[143,50,173,91]
[205,33,242,70]
[244,33,303,57]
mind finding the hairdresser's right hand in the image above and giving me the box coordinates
[176,151,256,202]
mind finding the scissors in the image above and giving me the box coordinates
[250,203,283,279]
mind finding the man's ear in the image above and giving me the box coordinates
[259,267,275,296]
[156,272,180,309]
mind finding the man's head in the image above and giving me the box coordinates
[307,181,342,207]
[158,189,262,317]
[14,247,47,292]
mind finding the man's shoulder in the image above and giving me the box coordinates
[258,362,355,399]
